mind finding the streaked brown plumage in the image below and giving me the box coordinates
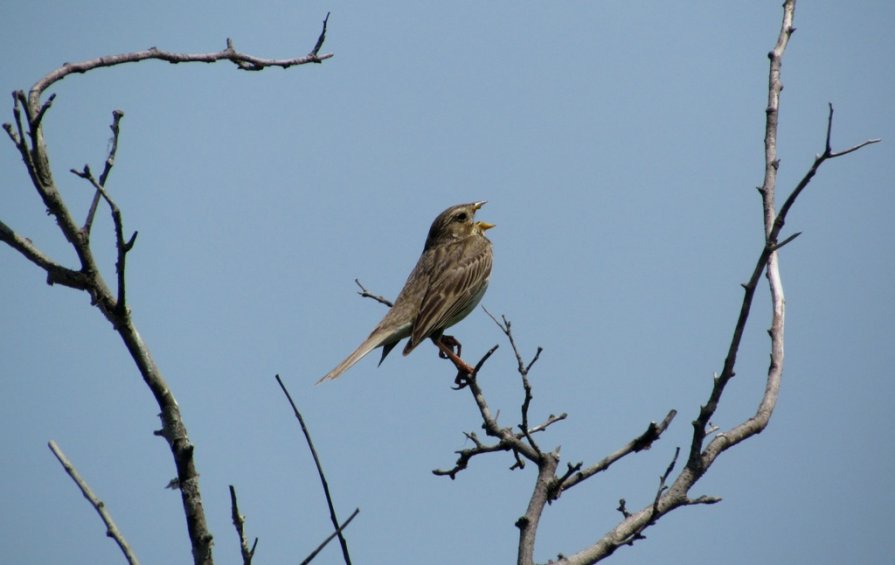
[317,201,494,383]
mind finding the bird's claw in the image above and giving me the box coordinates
[434,335,475,388]
[452,370,473,390]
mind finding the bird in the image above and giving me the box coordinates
[317,201,494,383]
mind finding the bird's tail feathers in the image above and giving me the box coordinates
[316,333,384,384]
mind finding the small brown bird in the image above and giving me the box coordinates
[317,201,494,383]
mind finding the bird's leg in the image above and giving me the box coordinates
[432,335,475,387]
[438,334,463,359]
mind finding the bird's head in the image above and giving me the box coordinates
[425,201,495,249]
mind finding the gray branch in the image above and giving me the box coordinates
[2,28,333,565]
[48,441,140,565]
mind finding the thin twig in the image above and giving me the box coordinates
[482,308,546,455]
[48,441,140,565]
[310,13,331,57]
[300,508,360,565]
[354,278,394,307]
[275,375,353,565]
[84,110,125,236]
[70,165,136,314]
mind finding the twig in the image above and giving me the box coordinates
[48,441,140,565]
[554,409,677,498]
[354,278,394,307]
[70,165,137,314]
[275,375,353,565]
[300,508,360,565]
[229,485,257,565]
[83,110,125,237]
[310,13,331,57]
[482,308,546,456]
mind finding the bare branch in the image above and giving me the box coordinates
[70,165,135,313]
[28,41,333,105]
[516,451,560,565]
[556,409,677,497]
[0,219,90,288]
[354,278,394,308]
[83,110,125,236]
[275,375,353,565]
[686,0,798,474]
[482,308,547,455]
[48,441,139,565]
[300,508,361,565]
[4,28,333,563]
[229,485,257,565]
[310,13,331,57]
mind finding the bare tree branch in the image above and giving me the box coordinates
[48,441,140,565]
[550,2,880,562]
[554,409,677,497]
[70,161,137,314]
[83,110,124,237]
[310,13,331,58]
[275,375,354,565]
[229,485,258,565]
[27,39,333,106]
[2,27,333,564]
[300,508,361,565]
[426,2,881,564]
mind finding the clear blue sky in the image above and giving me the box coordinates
[2,2,893,564]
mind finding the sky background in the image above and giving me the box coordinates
[1,2,893,564]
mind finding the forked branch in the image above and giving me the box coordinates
[2,21,333,565]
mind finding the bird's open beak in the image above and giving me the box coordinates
[477,221,496,231]
[472,201,487,211]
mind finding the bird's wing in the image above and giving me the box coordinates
[404,237,492,354]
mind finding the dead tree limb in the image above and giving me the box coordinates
[2,27,332,565]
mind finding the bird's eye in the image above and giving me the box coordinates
[454,212,468,222]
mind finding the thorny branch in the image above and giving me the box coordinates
[1,25,332,565]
